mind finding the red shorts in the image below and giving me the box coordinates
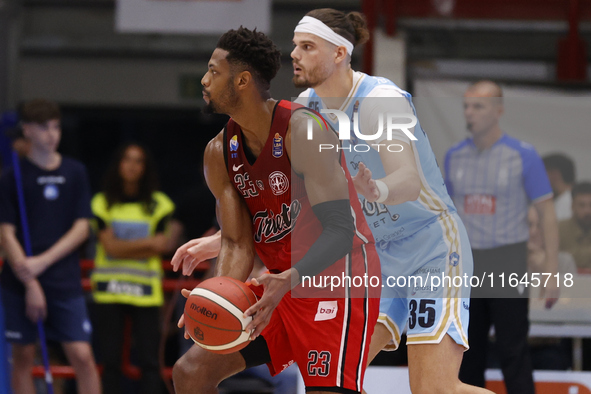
[250,248,380,392]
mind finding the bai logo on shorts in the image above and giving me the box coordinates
[314,301,338,321]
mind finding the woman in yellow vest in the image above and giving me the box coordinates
[91,143,174,394]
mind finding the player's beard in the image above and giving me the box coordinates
[203,79,239,115]
[293,62,330,89]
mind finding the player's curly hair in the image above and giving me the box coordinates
[216,27,281,92]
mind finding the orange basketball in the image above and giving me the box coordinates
[184,276,257,354]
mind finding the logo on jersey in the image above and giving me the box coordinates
[449,252,460,267]
[232,164,244,172]
[268,171,289,196]
[43,184,59,200]
[253,200,301,243]
[272,133,283,158]
[256,180,264,190]
[230,135,239,152]
[361,198,390,218]
[464,194,496,215]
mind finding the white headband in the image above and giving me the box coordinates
[294,16,354,56]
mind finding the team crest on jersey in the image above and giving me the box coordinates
[272,133,283,158]
[253,200,302,243]
[268,171,289,196]
[43,184,59,200]
[230,135,239,152]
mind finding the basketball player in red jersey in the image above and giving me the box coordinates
[172,27,380,393]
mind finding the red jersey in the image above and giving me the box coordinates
[225,100,379,293]
[224,100,380,392]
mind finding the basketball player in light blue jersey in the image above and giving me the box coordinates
[291,8,493,394]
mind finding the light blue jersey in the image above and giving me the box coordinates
[298,72,471,350]
[298,71,457,249]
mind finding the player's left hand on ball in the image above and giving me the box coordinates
[177,288,191,339]
[244,270,292,340]
[352,162,379,202]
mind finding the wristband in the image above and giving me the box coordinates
[375,180,389,203]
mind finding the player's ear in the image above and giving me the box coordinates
[334,45,348,65]
[236,70,252,90]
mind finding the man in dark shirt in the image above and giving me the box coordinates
[0,99,101,394]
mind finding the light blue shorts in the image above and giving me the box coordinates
[377,213,472,350]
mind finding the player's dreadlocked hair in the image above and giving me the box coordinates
[216,27,281,92]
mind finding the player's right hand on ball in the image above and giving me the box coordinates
[177,288,191,339]
[171,232,221,276]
